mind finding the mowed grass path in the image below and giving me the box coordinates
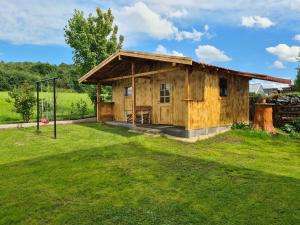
[0,91,94,124]
[0,123,299,224]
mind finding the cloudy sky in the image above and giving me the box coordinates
[0,0,300,84]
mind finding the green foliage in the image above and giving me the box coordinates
[249,93,264,102]
[8,82,35,122]
[0,62,84,92]
[281,119,300,137]
[64,8,124,74]
[70,99,88,119]
[281,124,296,134]
[64,7,124,105]
[231,122,250,130]
[292,118,300,132]
[1,91,95,124]
[295,67,300,91]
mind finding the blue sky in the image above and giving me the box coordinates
[0,0,299,86]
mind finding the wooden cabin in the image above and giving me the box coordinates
[79,50,291,138]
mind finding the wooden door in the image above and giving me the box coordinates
[156,81,172,124]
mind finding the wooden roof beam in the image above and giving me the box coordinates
[100,67,181,82]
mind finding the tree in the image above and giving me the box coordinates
[295,55,300,91]
[64,8,124,111]
[8,82,35,122]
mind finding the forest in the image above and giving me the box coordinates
[0,61,84,92]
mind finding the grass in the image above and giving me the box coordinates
[0,91,94,124]
[0,123,299,225]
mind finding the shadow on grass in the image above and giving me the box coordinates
[76,122,141,138]
[0,142,299,225]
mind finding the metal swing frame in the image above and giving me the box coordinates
[36,77,57,139]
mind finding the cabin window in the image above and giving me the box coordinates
[160,83,170,103]
[124,87,132,96]
[219,78,228,97]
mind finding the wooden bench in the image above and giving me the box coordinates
[125,106,152,124]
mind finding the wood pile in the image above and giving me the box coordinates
[266,95,300,127]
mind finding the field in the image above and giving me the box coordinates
[0,123,299,224]
[0,91,94,124]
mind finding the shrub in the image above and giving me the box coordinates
[281,124,296,134]
[231,122,250,130]
[71,99,88,119]
[8,82,35,122]
[291,118,300,132]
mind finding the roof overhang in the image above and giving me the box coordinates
[79,50,193,84]
[79,50,292,85]
[193,62,292,84]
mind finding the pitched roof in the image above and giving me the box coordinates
[79,50,292,84]
[249,83,263,93]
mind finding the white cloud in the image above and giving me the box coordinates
[195,45,231,63]
[266,44,300,62]
[0,0,94,45]
[241,16,274,28]
[175,28,208,41]
[155,45,184,57]
[294,34,300,41]
[167,9,187,18]
[270,60,285,69]
[116,2,209,42]
[141,0,300,24]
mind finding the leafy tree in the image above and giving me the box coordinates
[8,82,35,122]
[64,7,124,110]
[0,61,80,92]
[295,56,300,91]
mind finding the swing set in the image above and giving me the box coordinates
[36,77,57,139]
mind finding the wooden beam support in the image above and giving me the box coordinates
[184,67,192,130]
[96,84,101,122]
[131,63,136,127]
[100,67,180,82]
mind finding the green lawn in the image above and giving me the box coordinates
[0,123,299,225]
[0,91,94,124]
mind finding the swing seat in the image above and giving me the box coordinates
[40,118,49,124]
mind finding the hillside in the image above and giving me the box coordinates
[0,61,84,92]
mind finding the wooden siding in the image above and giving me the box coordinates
[111,68,249,129]
[188,70,249,129]
[97,102,114,121]
[112,69,186,126]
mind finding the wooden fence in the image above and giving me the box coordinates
[97,102,114,121]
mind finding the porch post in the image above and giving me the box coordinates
[96,83,101,122]
[185,67,191,130]
[131,63,136,127]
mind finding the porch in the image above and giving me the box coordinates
[103,120,188,138]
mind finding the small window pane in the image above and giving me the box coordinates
[160,84,165,90]
[160,97,165,103]
[219,78,228,97]
[165,97,170,103]
[160,90,165,97]
[166,83,170,90]
[165,89,170,97]
[124,87,132,96]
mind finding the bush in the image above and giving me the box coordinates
[281,119,300,135]
[8,82,35,122]
[281,124,296,134]
[71,99,88,119]
[291,118,300,132]
[231,122,250,130]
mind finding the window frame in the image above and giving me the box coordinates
[124,86,132,97]
[219,78,228,97]
[160,82,171,104]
